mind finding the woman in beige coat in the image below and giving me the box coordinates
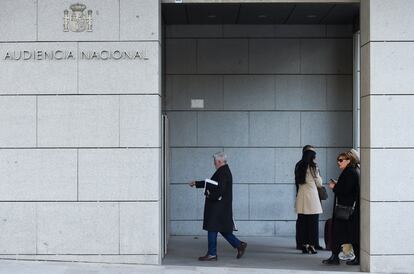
[295,149,323,254]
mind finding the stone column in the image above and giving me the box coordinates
[360,0,414,272]
[0,0,162,264]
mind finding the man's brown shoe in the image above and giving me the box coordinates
[236,242,247,259]
[198,254,218,261]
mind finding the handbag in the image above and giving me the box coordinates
[317,186,328,200]
[312,169,327,200]
[334,200,356,220]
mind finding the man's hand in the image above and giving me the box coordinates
[188,181,196,187]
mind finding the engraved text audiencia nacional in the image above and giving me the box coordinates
[3,50,149,61]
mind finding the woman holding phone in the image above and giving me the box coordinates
[323,151,360,266]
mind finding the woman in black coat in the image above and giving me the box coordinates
[323,151,360,265]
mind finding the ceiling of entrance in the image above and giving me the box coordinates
[162,3,359,25]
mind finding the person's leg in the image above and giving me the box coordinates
[353,243,359,258]
[207,231,218,256]
[332,238,342,255]
[322,241,341,264]
[351,215,361,262]
[220,232,241,248]
[296,217,299,247]
[303,214,318,254]
[346,242,360,265]
[298,214,308,246]
[220,232,247,259]
[298,214,310,253]
[355,220,360,259]
[199,231,219,261]
[323,222,341,265]
[296,215,303,249]
[295,215,302,249]
[309,214,319,247]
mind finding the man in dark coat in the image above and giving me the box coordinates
[294,145,324,250]
[189,152,247,261]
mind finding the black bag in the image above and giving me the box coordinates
[334,201,356,220]
[317,186,328,200]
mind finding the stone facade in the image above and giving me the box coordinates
[0,0,161,264]
[360,0,414,272]
[2,0,414,273]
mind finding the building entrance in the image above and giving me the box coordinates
[162,1,361,271]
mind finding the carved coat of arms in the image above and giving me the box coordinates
[63,3,93,32]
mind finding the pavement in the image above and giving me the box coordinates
[0,236,366,274]
[163,236,360,272]
[0,260,364,274]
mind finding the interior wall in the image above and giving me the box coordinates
[164,24,354,237]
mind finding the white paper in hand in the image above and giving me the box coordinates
[204,179,221,200]
[205,179,218,186]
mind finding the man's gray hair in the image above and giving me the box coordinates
[213,152,227,163]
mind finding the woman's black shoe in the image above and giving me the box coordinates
[301,245,309,254]
[308,245,317,254]
[346,258,360,265]
[322,254,340,265]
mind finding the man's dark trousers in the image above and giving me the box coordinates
[208,231,241,256]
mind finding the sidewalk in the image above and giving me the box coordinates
[0,236,368,274]
[164,236,360,272]
[0,260,366,274]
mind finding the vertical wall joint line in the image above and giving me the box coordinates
[325,75,328,110]
[35,0,38,41]
[36,96,38,147]
[247,111,251,147]
[118,0,121,41]
[247,38,250,74]
[118,202,121,255]
[299,112,302,147]
[274,74,277,112]
[221,75,224,111]
[247,184,250,220]
[195,111,199,146]
[35,203,38,254]
[299,39,302,74]
[195,39,199,74]
[118,95,121,147]
[76,149,79,201]
[77,42,79,94]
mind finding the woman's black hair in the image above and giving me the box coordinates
[295,150,317,185]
